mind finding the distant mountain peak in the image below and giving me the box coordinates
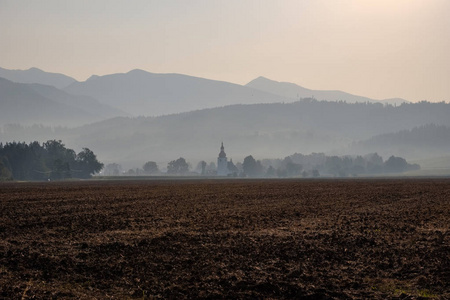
[27,67,43,72]
[87,75,100,81]
[247,76,276,85]
[127,69,149,74]
[255,76,272,81]
[247,76,309,90]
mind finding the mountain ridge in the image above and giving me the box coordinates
[246,76,409,106]
[1,66,412,120]
[64,69,290,116]
[0,67,77,89]
[0,77,127,126]
[0,77,93,126]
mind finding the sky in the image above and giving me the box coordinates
[1,0,449,102]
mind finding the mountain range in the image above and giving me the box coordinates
[64,70,408,116]
[63,69,289,116]
[1,67,408,125]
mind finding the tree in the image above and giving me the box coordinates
[0,140,103,180]
[125,169,136,176]
[143,161,159,174]
[266,165,276,177]
[227,159,238,176]
[76,148,104,178]
[366,153,384,174]
[207,162,217,175]
[0,158,13,181]
[42,140,77,180]
[384,156,408,173]
[276,167,287,178]
[103,163,122,176]
[286,161,302,177]
[167,157,189,174]
[351,155,366,175]
[242,155,256,177]
[53,158,72,180]
[242,155,263,177]
[196,160,207,175]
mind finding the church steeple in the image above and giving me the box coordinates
[217,142,229,176]
[218,142,226,158]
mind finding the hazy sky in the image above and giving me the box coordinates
[1,0,449,102]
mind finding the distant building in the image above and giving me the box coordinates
[217,142,230,176]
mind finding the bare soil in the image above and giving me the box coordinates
[1,179,449,299]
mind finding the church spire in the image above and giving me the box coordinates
[218,142,226,158]
[217,142,229,176]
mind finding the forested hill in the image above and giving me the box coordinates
[2,99,449,166]
[352,124,450,159]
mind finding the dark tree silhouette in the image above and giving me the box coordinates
[143,161,159,174]
[0,140,103,180]
[196,160,207,175]
[167,157,189,174]
[242,155,263,177]
[76,148,104,178]
[0,159,13,181]
[227,159,238,176]
[383,155,418,173]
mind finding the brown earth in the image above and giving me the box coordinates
[0,178,449,299]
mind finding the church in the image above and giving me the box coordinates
[217,142,230,176]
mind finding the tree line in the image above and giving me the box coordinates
[259,153,420,178]
[103,152,419,178]
[103,158,190,176]
[0,140,103,181]
[0,138,422,181]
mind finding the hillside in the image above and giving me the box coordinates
[28,83,127,120]
[0,77,126,126]
[64,69,290,116]
[246,76,408,105]
[0,67,76,89]
[2,100,449,168]
[351,124,450,160]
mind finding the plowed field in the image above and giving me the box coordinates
[1,179,449,299]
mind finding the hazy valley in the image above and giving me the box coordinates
[1,67,449,173]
